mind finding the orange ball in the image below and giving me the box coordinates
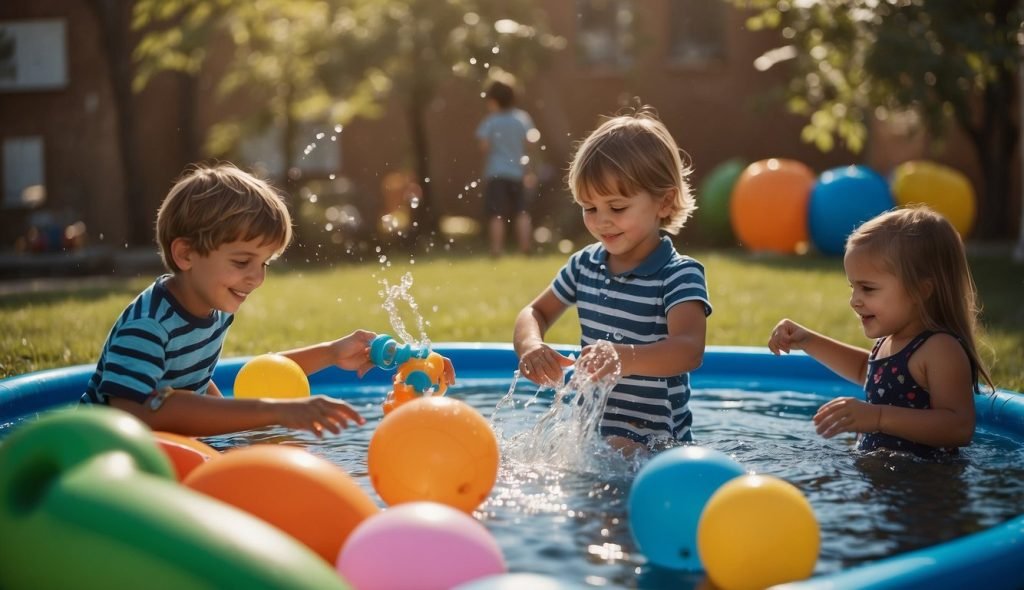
[730,158,815,253]
[153,431,219,481]
[184,445,378,563]
[369,397,499,513]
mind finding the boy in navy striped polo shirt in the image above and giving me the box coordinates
[513,108,711,454]
[81,163,396,437]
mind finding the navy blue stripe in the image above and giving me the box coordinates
[98,382,150,403]
[80,390,102,404]
[109,345,164,369]
[615,380,684,394]
[148,289,162,319]
[180,375,212,392]
[164,350,220,380]
[599,425,649,443]
[117,327,164,347]
[159,306,175,323]
[606,399,671,418]
[116,305,133,327]
[168,323,231,358]
[106,362,159,388]
[602,413,671,429]
[672,413,693,437]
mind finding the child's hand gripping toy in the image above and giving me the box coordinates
[369,334,449,415]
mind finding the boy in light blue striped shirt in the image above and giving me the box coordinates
[80,164,424,437]
[513,108,711,454]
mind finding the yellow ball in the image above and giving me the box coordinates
[891,160,976,237]
[233,354,310,399]
[697,475,819,590]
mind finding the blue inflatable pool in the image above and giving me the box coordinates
[1,344,1022,589]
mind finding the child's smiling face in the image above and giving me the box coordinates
[577,187,671,270]
[169,237,279,317]
[844,246,924,343]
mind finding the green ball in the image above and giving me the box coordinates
[698,159,746,244]
[0,406,175,492]
[0,406,350,589]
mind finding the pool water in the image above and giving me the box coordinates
[198,383,1024,589]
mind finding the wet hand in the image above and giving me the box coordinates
[578,343,625,381]
[813,397,879,439]
[441,355,457,387]
[519,344,573,388]
[275,395,366,438]
[331,330,377,376]
[768,319,810,355]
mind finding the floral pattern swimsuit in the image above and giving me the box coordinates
[858,331,958,459]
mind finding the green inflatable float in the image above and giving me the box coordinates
[0,407,350,589]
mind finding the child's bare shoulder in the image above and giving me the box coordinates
[914,332,970,372]
[922,332,967,354]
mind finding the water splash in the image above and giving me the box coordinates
[498,341,630,473]
[378,272,429,350]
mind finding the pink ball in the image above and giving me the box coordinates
[336,502,506,589]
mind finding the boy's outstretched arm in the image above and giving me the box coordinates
[768,318,869,385]
[514,287,574,386]
[281,329,456,388]
[109,392,365,438]
[279,329,377,377]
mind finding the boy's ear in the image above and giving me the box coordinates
[657,189,677,218]
[169,238,196,271]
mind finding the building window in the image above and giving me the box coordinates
[577,0,635,69]
[3,136,46,208]
[0,20,68,92]
[669,0,727,65]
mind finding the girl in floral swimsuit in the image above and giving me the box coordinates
[767,205,994,458]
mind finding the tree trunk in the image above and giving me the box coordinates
[969,70,1018,240]
[177,71,200,165]
[1016,40,1024,262]
[281,79,298,196]
[406,72,438,246]
[88,0,149,246]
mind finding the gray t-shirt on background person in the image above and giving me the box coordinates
[476,109,534,181]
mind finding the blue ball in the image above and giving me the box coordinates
[627,446,745,571]
[808,165,894,256]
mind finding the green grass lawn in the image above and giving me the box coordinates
[1,249,1021,391]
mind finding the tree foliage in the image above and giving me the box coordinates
[735,0,1024,238]
[132,0,563,241]
[345,0,564,241]
[134,0,388,178]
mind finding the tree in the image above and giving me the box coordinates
[133,0,384,192]
[735,0,1023,239]
[86,0,149,245]
[336,0,564,245]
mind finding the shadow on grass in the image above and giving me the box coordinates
[0,282,145,309]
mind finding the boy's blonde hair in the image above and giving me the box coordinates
[846,205,993,391]
[567,107,695,234]
[156,163,293,273]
